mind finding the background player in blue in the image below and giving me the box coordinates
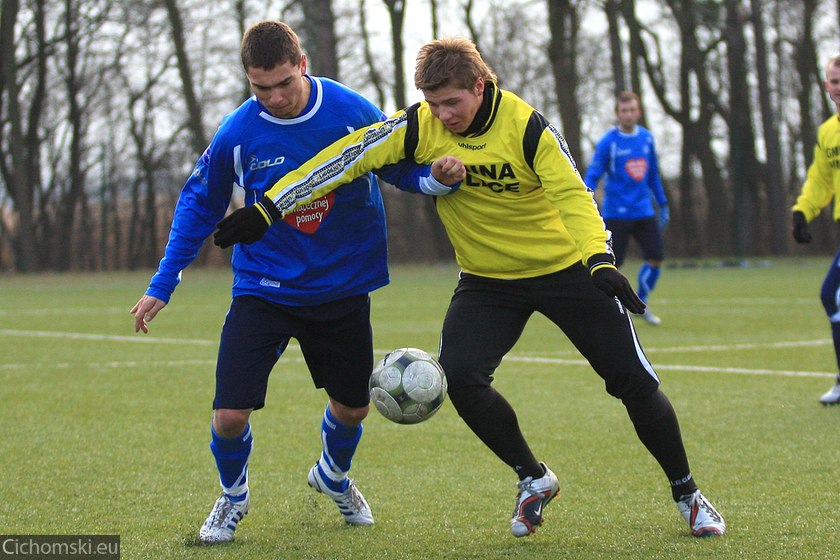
[129,20,465,543]
[792,54,840,405]
[584,91,669,325]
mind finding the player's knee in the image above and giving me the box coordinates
[447,384,497,420]
[212,408,252,438]
[329,400,369,426]
[622,387,671,425]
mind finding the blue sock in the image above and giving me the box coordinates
[316,404,362,493]
[638,263,661,304]
[210,422,253,501]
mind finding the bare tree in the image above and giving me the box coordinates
[619,0,644,98]
[795,0,823,172]
[546,0,584,166]
[359,0,388,109]
[750,0,788,254]
[163,0,207,154]
[604,0,626,95]
[430,0,441,38]
[0,0,39,271]
[724,0,761,256]
[382,0,407,108]
[300,0,339,78]
[627,1,731,255]
[53,0,88,270]
[4,0,840,271]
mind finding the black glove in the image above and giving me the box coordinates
[587,253,646,315]
[213,196,281,249]
[792,211,812,244]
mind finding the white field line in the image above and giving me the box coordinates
[501,356,834,378]
[0,329,834,379]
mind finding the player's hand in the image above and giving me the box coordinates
[792,211,812,243]
[131,295,167,334]
[213,196,280,248]
[591,266,646,315]
[658,205,670,230]
[431,155,466,186]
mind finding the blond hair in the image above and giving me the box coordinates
[826,55,840,77]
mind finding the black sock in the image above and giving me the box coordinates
[623,389,698,501]
[449,385,543,479]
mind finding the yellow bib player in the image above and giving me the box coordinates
[792,54,840,405]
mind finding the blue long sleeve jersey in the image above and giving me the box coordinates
[583,125,667,220]
[146,76,438,306]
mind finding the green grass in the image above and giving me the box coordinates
[0,258,838,559]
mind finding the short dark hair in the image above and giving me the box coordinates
[241,20,302,71]
[615,91,641,111]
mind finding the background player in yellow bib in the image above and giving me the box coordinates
[792,54,840,405]
[214,37,726,539]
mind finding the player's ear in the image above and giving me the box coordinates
[300,54,307,75]
[474,77,485,97]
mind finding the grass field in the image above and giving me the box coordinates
[0,258,838,559]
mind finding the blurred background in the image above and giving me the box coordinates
[1,0,838,273]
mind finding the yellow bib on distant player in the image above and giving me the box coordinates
[794,114,840,221]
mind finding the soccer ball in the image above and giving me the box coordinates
[369,348,448,424]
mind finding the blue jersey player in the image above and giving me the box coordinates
[584,91,669,325]
[130,20,465,543]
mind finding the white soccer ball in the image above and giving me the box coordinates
[369,348,448,424]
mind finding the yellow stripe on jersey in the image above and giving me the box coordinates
[262,85,611,280]
[264,115,410,216]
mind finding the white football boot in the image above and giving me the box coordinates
[510,463,560,537]
[307,464,374,525]
[677,490,725,537]
[818,377,840,405]
[642,308,662,325]
[198,493,249,543]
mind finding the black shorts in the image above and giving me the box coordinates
[438,264,660,400]
[213,294,373,410]
[605,217,664,266]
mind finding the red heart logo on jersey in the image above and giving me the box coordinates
[625,158,648,181]
[283,192,335,234]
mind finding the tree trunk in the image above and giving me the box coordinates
[55,0,86,271]
[163,0,206,154]
[725,0,761,256]
[301,0,339,79]
[383,0,407,109]
[605,0,625,95]
[620,0,644,98]
[750,0,787,254]
[359,0,388,109]
[546,0,583,166]
[0,0,38,271]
